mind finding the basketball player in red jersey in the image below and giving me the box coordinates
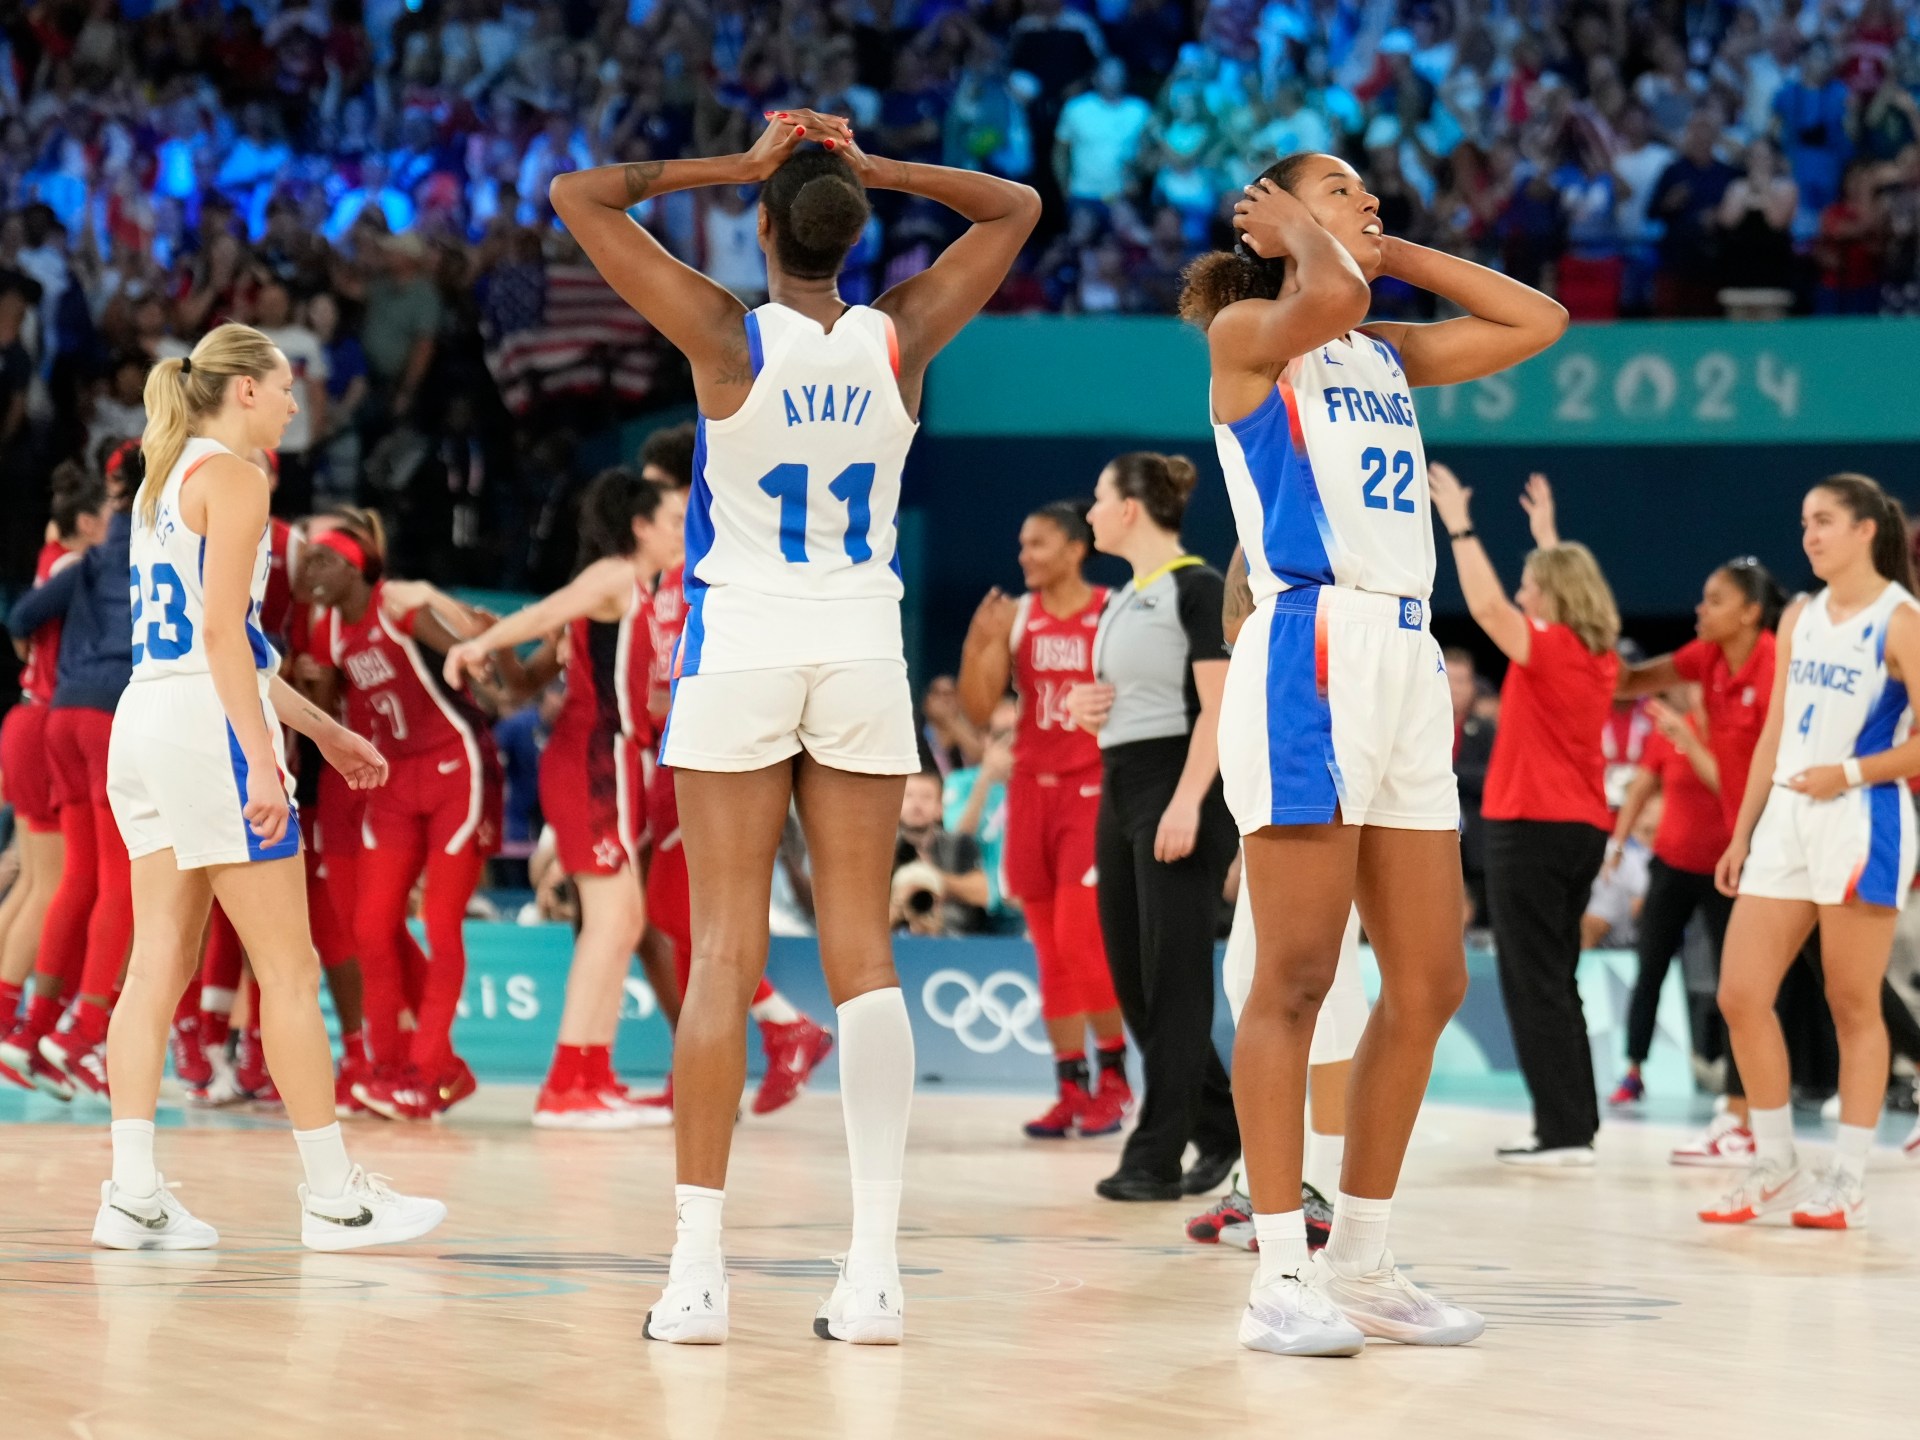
[639,424,836,1117]
[446,467,683,1128]
[0,471,110,1095]
[300,526,500,1120]
[959,500,1131,1139]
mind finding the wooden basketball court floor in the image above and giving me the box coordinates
[2,1086,1915,1440]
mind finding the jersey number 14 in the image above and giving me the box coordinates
[758,462,876,564]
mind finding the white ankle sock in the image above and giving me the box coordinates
[1252,1211,1309,1285]
[750,990,800,1026]
[1325,1192,1392,1277]
[837,987,914,1275]
[292,1122,353,1200]
[1749,1104,1795,1170]
[673,1184,725,1274]
[1833,1123,1874,1182]
[110,1118,158,1198]
[1305,1131,1345,1198]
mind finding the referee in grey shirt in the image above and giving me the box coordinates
[1069,452,1240,1202]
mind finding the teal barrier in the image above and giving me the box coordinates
[442,923,1696,1096]
[927,315,1920,447]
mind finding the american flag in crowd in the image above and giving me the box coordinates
[485,264,659,417]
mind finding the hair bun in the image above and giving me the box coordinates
[1162,453,1199,500]
[789,173,864,252]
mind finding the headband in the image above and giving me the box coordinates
[312,528,369,574]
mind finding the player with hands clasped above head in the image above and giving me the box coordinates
[547,110,1038,1343]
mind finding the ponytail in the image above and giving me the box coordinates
[137,324,286,529]
[1718,557,1788,633]
[1814,473,1915,592]
[1176,151,1320,330]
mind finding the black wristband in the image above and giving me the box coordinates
[1448,527,1476,541]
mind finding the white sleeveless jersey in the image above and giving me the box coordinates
[1773,582,1919,781]
[678,302,917,676]
[1213,329,1432,604]
[127,436,278,683]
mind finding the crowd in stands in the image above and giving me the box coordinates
[0,1,1916,589]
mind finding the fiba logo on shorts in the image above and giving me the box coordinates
[1402,599,1422,630]
[921,970,1050,1055]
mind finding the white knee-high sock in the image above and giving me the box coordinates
[837,987,914,1277]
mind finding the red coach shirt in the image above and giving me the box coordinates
[1641,726,1729,874]
[1483,619,1619,831]
[1671,630,1775,832]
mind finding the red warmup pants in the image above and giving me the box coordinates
[1004,769,1116,1020]
[353,747,494,1074]
[649,766,773,1007]
[1,702,60,833]
[37,708,130,1003]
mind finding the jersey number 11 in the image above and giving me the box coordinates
[759,462,877,564]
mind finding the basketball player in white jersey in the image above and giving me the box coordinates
[1182,153,1568,1355]
[550,111,1038,1343]
[93,324,445,1251]
[1704,474,1920,1231]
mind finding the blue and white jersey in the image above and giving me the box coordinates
[1213,330,1432,604]
[127,436,277,683]
[1773,581,1919,782]
[679,302,917,676]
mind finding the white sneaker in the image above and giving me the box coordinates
[1239,1268,1365,1357]
[299,1166,447,1252]
[1791,1166,1868,1230]
[92,1176,219,1251]
[1670,1110,1755,1168]
[1698,1157,1809,1225]
[813,1262,904,1345]
[645,1266,730,1344]
[1309,1250,1485,1346]
[1495,1143,1595,1167]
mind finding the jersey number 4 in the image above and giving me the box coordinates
[758,462,876,564]
[1360,447,1417,514]
[129,562,194,665]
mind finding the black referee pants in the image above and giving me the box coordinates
[1625,857,1734,1068]
[1485,818,1609,1150]
[1096,737,1240,1183]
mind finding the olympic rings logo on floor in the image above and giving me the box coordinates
[920,970,1051,1055]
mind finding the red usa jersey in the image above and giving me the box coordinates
[322,583,492,760]
[19,539,77,703]
[1011,588,1107,777]
[260,516,297,650]
[554,581,653,751]
[649,563,685,692]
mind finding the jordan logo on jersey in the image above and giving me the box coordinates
[781,383,875,428]
[345,644,399,690]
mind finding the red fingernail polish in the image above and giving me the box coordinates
[824,139,836,149]
[795,127,805,136]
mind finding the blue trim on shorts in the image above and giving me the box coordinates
[1859,784,1903,907]
[1264,588,1340,825]
[225,721,300,862]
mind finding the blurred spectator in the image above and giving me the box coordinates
[1773,43,1852,219]
[1582,796,1656,952]
[253,278,329,515]
[1817,161,1891,314]
[495,682,564,851]
[1716,138,1799,297]
[1650,111,1741,316]
[1446,646,1495,936]
[943,697,1016,926]
[920,674,984,777]
[358,234,441,422]
[893,770,991,936]
[1055,58,1153,216]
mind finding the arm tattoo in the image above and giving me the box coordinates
[715,336,753,387]
[622,161,665,206]
[1222,545,1254,641]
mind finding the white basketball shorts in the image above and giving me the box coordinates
[658,657,920,776]
[1220,586,1459,834]
[1740,783,1917,909]
[108,673,300,868]
[1222,877,1368,1064]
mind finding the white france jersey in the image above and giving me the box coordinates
[679,302,917,676]
[128,436,278,683]
[1214,329,1432,604]
[1773,581,1920,782]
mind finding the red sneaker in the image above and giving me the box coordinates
[1024,1083,1089,1139]
[436,1056,478,1114]
[336,1049,374,1117]
[1077,1084,1129,1137]
[532,1082,649,1131]
[0,1024,72,1100]
[1185,1189,1253,1243]
[169,1014,214,1093]
[233,1027,270,1098]
[752,1017,834,1116]
[39,1029,109,1099]
[355,1064,445,1122]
